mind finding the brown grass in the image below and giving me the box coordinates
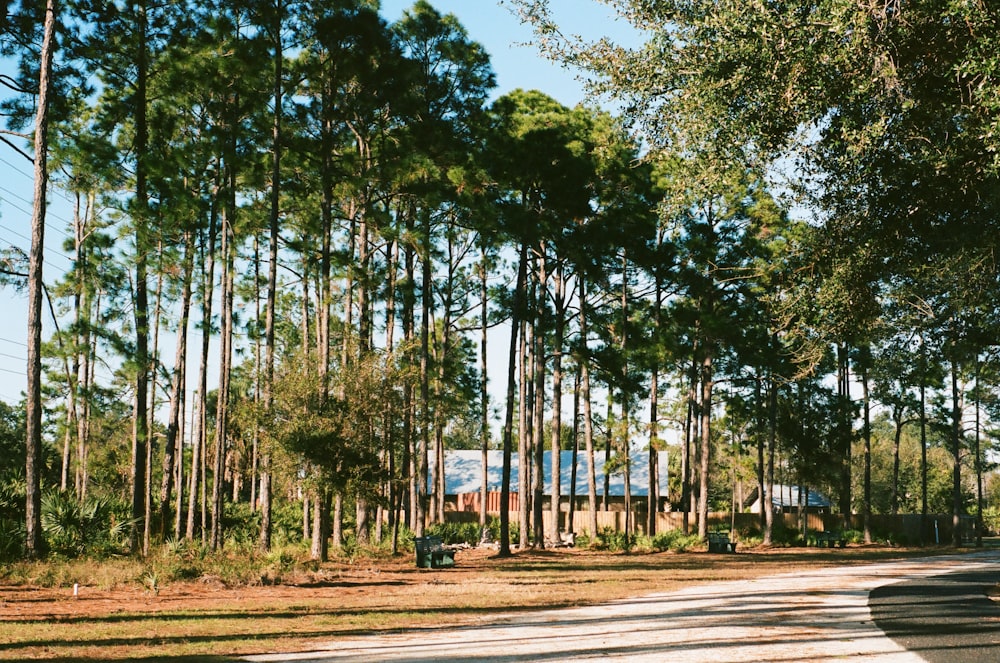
[0,544,957,662]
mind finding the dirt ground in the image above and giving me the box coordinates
[0,545,963,661]
[0,545,855,621]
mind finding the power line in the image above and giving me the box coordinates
[0,190,77,255]
[0,154,79,209]
[0,211,76,269]
[0,182,76,240]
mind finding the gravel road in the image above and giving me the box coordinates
[244,550,1000,663]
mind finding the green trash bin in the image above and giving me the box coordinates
[414,536,433,568]
[414,536,454,568]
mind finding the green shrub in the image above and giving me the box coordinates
[585,526,631,552]
[270,501,305,548]
[40,491,130,558]
[982,507,1000,535]
[221,502,261,551]
[766,525,805,547]
[427,521,481,546]
[0,474,24,522]
[842,529,865,544]
[649,529,703,552]
[0,518,24,561]
[151,539,207,582]
[421,517,516,548]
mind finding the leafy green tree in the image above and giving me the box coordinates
[271,349,403,560]
[392,0,494,535]
[487,88,608,544]
[870,335,922,515]
[659,160,776,539]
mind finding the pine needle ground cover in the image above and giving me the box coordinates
[0,545,952,661]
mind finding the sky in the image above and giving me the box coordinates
[379,0,641,106]
[0,0,644,409]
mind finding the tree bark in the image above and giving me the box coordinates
[950,358,962,547]
[130,0,152,556]
[532,251,546,548]
[259,0,284,553]
[479,248,489,528]
[549,258,565,543]
[499,243,527,556]
[210,201,235,551]
[187,198,217,541]
[861,351,872,544]
[25,0,58,560]
[697,351,712,540]
[578,278,599,539]
[159,230,193,540]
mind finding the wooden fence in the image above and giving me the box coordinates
[443,508,969,544]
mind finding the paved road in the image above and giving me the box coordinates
[870,566,1000,662]
[244,551,1000,663]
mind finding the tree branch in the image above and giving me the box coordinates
[0,134,33,163]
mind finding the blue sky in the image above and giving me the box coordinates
[379,0,642,106]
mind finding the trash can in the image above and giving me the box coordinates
[414,536,433,568]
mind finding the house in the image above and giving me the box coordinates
[432,449,670,512]
[748,484,832,514]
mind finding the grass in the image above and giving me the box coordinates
[0,544,967,661]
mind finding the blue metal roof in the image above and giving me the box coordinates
[434,449,669,497]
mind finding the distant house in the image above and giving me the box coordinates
[748,484,832,514]
[433,449,670,512]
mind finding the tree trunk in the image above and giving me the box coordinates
[259,0,284,553]
[531,253,546,548]
[975,355,983,547]
[763,372,776,545]
[603,398,612,513]
[75,197,96,502]
[861,351,872,544]
[891,407,903,516]
[647,379,659,537]
[549,257,564,543]
[25,0,57,560]
[417,210,432,536]
[518,305,530,548]
[332,493,343,550]
[403,209,416,530]
[682,357,696,535]
[697,351,712,540]
[837,343,852,529]
[950,358,962,547]
[79,288,98,502]
[385,239,399,551]
[210,202,235,551]
[187,199,217,541]
[499,244,527,556]
[755,374,765,530]
[311,488,330,561]
[144,248,164,554]
[578,277,599,539]
[159,230,194,541]
[479,248,489,528]
[569,367,580,534]
[129,0,152,556]
[919,341,928,544]
[620,256,631,542]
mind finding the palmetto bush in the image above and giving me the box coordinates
[0,518,24,561]
[0,475,24,521]
[40,491,131,557]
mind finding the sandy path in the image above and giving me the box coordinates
[244,551,1000,663]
